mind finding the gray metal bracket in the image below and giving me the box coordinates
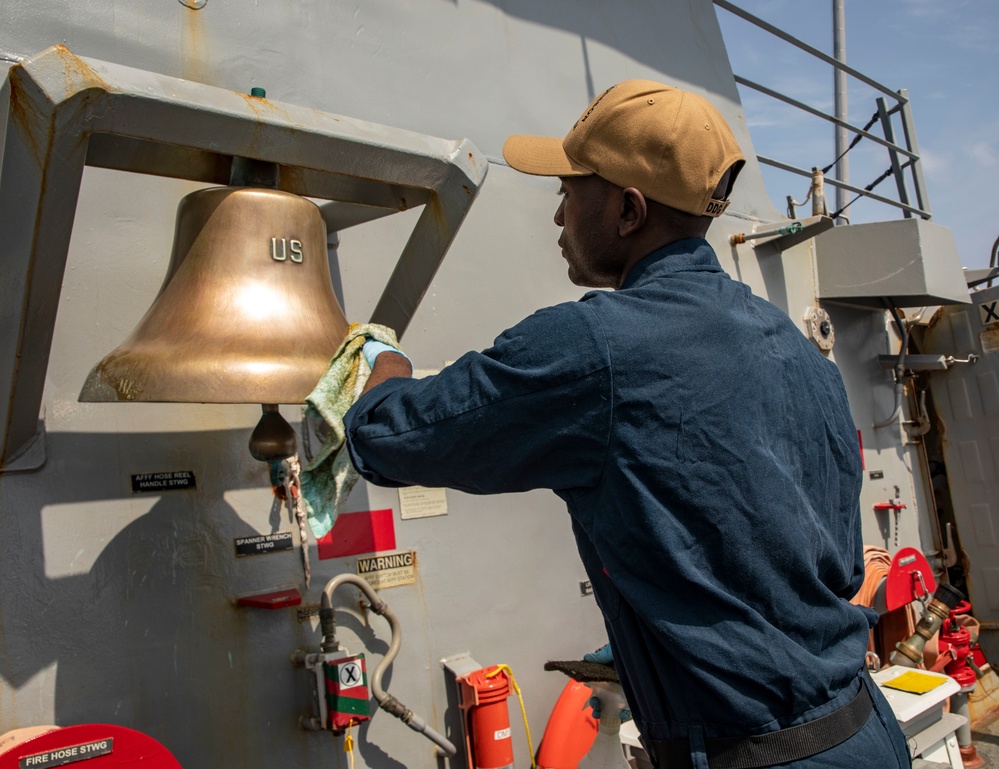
[0,45,488,471]
[876,96,911,218]
[897,89,930,217]
[439,652,484,769]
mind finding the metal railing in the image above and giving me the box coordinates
[713,0,931,221]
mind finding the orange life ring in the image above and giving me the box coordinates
[536,679,599,769]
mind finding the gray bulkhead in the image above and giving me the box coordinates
[0,1,958,767]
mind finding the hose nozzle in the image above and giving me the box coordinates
[890,583,965,667]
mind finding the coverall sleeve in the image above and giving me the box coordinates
[344,301,613,494]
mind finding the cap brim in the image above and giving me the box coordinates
[502,135,593,177]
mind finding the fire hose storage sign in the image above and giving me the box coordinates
[356,550,417,590]
[20,739,114,768]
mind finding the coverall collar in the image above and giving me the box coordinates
[619,237,723,291]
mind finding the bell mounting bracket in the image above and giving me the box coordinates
[0,45,488,471]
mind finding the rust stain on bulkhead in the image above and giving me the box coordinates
[980,326,999,354]
[177,2,301,162]
[6,68,46,169]
[7,46,109,168]
[231,91,300,170]
[3,48,112,461]
[428,195,447,229]
[236,90,294,124]
[281,164,304,193]
[52,44,111,94]
[180,3,210,85]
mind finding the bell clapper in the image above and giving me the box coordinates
[249,404,299,462]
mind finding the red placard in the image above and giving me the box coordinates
[0,724,180,769]
[318,509,396,559]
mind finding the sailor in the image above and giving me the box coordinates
[343,80,910,768]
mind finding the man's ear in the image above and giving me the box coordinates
[619,187,647,237]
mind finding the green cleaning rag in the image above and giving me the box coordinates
[301,322,402,539]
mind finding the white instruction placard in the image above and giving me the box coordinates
[399,486,448,520]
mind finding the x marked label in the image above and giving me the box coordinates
[339,661,363,689]
[981,301,999,326]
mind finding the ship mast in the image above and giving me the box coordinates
[833,0,849,219]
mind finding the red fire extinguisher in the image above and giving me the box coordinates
[458,665,515,769]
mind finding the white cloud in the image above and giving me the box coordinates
[896,0,971,19]
[967,142,999,168]
[916,146,951,177]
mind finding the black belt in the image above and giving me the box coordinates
[648,682,873,769]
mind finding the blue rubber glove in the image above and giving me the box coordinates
[583,645,632,722]
[583,643,615,665]
[587,694,632,723]
[362,340,411,369]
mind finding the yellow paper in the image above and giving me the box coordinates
[882,670,946,694]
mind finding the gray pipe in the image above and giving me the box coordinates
[874,304,908,429]
[833,0,849,216]
[321,574,457,756]
[950,690,973,749]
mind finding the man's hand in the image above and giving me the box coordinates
[587,693,632,722]
[583,644,632,721]
[361,340,413,395]
[583,644,614,666]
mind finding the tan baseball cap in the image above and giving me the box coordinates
[503,80,745,217]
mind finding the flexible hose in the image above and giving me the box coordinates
[320,574,457,756]
[912,390,932,436]
[874,303,908,429]
[398,710,454,755]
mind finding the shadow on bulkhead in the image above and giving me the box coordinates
[0,427,385,768]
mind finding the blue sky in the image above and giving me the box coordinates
[716,0,999,270]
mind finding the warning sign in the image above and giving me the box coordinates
[20,738,114,769]
[356,550,417,590]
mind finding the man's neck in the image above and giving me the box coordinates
[615,232,705,289]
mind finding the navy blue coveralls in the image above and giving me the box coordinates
[344,239,910,768]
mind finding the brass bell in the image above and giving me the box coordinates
[80,186,348,405]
